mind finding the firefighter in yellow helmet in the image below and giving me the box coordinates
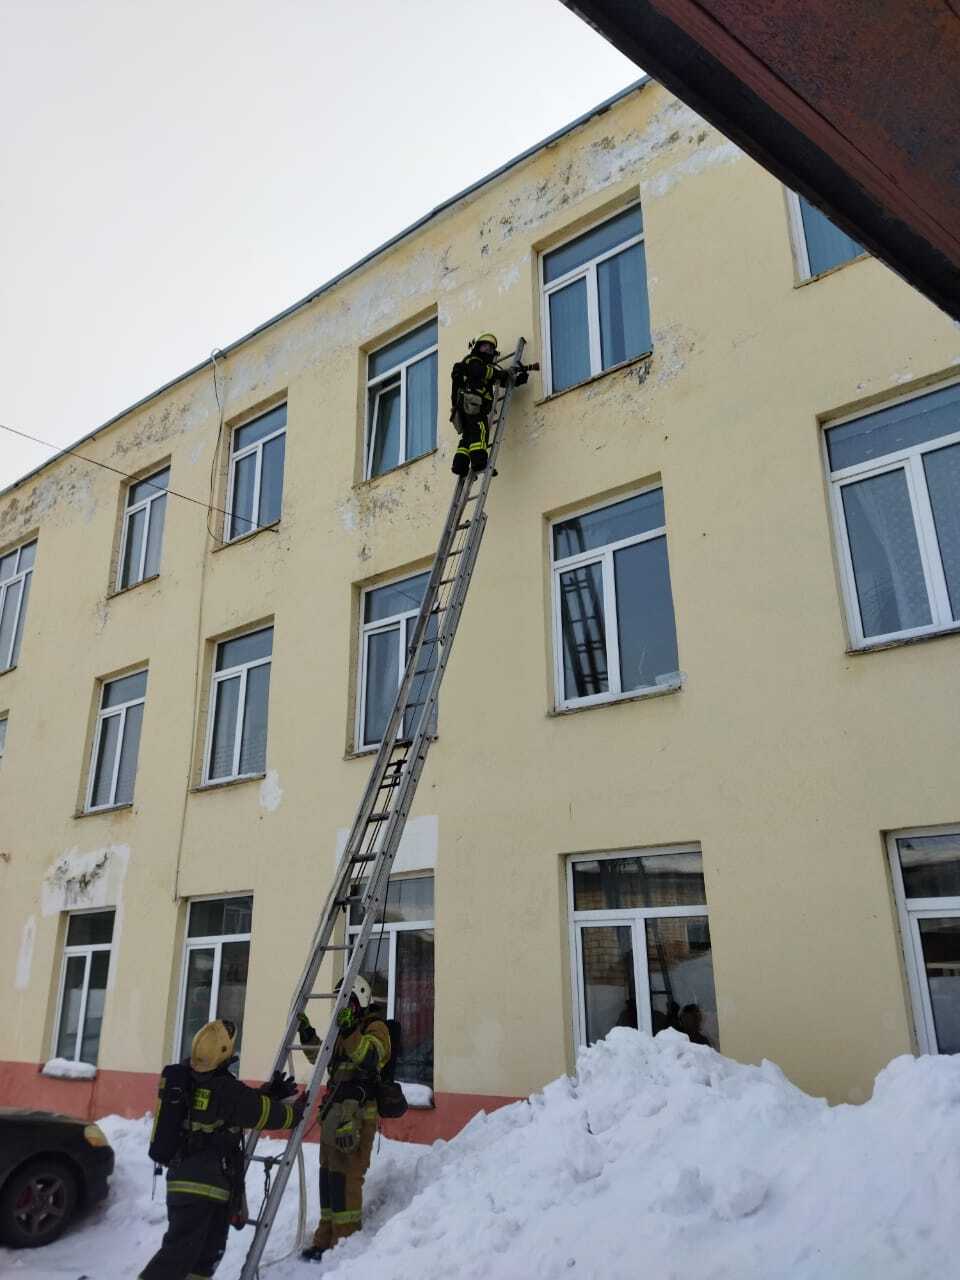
[449,333,529,474]
[301,975,391,1262]
[139,1019,307,1280]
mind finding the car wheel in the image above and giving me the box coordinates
[0,1157,79,1248]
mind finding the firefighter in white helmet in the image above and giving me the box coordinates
[301,975,392,1262]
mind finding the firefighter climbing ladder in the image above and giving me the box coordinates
[238,339,531,1278]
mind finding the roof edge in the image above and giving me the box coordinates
[3,75,649,499]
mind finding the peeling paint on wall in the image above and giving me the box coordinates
[41,845,129,915]
[14,915,36,991]
[260,770,283,813]
[642,141,742,200]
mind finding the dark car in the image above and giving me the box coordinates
[0,1108,114,1247]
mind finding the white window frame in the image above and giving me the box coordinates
[0,538,36,672]
[824,382,960,649]
[356,573,429,751]
[551,484,677,710]
[785,190,867,281]
[116,466,168,590]
[540,204,647,396]
[224,407,287,542]
[173,893,253,1064]
[203,627,273,784]
[567,846,711,1051]
[51,910,115,1065]
[888,825,960,1056]
[0,714,7,763]
[347,874,435,1025]
[85,669,147,812]
[364,324,439,479]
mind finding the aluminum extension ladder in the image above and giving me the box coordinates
[238,338,531,1278]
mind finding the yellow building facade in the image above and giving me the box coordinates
[2,80,959,1137]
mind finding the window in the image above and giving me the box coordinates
[226,404,286,540]
[0,715,6,763]
[0,538,36,673]
[551,488,679,708]
[366,320,438,478]
[358,574,437,750]
[826,382,960,646]
[890,828,960,1055]
[542,205,651,395]
[789,192,864,278]
[86,670,147,811]
[205,627,273,782]
[117,467,169,589]
[177,896,253,1065]
[348,875,435,1085]
[569,848,718,1050]
[53,910,115,1066]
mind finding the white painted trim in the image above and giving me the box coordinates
[224,409,287,542]
[0,539,36,672]
[203,630,273,784]
[51,911,115,1065]
[172,895,253,1064]
[784,189,812,281]
[364,324,439,480]
[356,573,430,750]
[85,671,148,812]
[116,468,169,590]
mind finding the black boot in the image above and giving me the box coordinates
[301,1245,326,1263]
[451,452,469,476]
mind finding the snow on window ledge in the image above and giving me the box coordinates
[42,1057,97,1081]
[399,1081,434,1109]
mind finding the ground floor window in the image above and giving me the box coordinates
[53,910,115,1065]
[569,847,718,1049]
[348,874,434,1086]
[176,895,253,1065]
[890,827,960,1054]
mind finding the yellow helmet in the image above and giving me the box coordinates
[471,333,498,354]
[190,1019,237,1072]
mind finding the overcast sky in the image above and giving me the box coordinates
[0,0,637,490]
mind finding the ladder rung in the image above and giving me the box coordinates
[307,991,338,999]
[351,852,378,862]
[438,577,456,586]
[334,897,364,909]
[446,547,464,557]
[456,520,471,530]
[249,1153,278,1165]
[367,811,390,822]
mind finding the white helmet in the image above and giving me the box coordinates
[351,975,374,1009]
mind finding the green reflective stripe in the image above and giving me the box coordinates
[188,1120,224,1133]
[348,1032,389,1071]
[255,1093,271,1131]
[167,1180,230,1202]
[332,1209,362,1224]
[282,1103,294,1128]
[320,1208,334,1222]
[362,1104,378,1119]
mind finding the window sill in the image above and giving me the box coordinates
[0,663,18,680]
[108,573,160,600]
[358,448,439,488]
[795,253,869,288]
[41,1058,98,1082]
[537,352,653,406]
[549,676,683,717]
[344,736,438,761]
[74,803,134,820]
[846,625,960,656]
[192,773,267,793]
[213,520,281,552]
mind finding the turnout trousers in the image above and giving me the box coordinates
[310,1111,378,1251]
[139,1197,231,1280]
[452,413,489,474]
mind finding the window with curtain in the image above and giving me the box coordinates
[54,911,115,1065]
[118,466,169,589]
[86,670,147,811]
[542,205,651,395]
[552,487,680,708]
[348,875,435,1086]
[366,320,438,478]
[791,193,865,278]
[358,573,438,749]
[0,538,37,672]
[177,896,253,1066]
[826,381,960,646]
[226,405,286,541]
[205,627,273,782]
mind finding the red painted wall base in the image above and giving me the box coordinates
[0,1060,520,1143]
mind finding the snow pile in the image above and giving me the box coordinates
[41,1057,97,1080]
[6,1031,960,1280]
[399,1081,433,1109]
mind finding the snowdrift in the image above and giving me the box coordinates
[7,1030,959,1279]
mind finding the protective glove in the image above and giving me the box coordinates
[298,1011,320,1047]
[265,1070,298,1099]
[333,1098,361,1154]
[513,366,529,386]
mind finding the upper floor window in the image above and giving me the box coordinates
[889,828,960,1056]
[0,538,36,673]
[789,192,864,279]
[552,488,679,709]
[358,573,437,750]
[0,714,7,763]
[118,467,169,590]
[348,874,435,1086]
[177,895,253,1066]
[205,626,273,782]
[54,910,115,1066]
[542,205,651,395]
[227,404,286,541]
[366,320,438,478]
[86,670,147,811]
[826,381,960,647]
